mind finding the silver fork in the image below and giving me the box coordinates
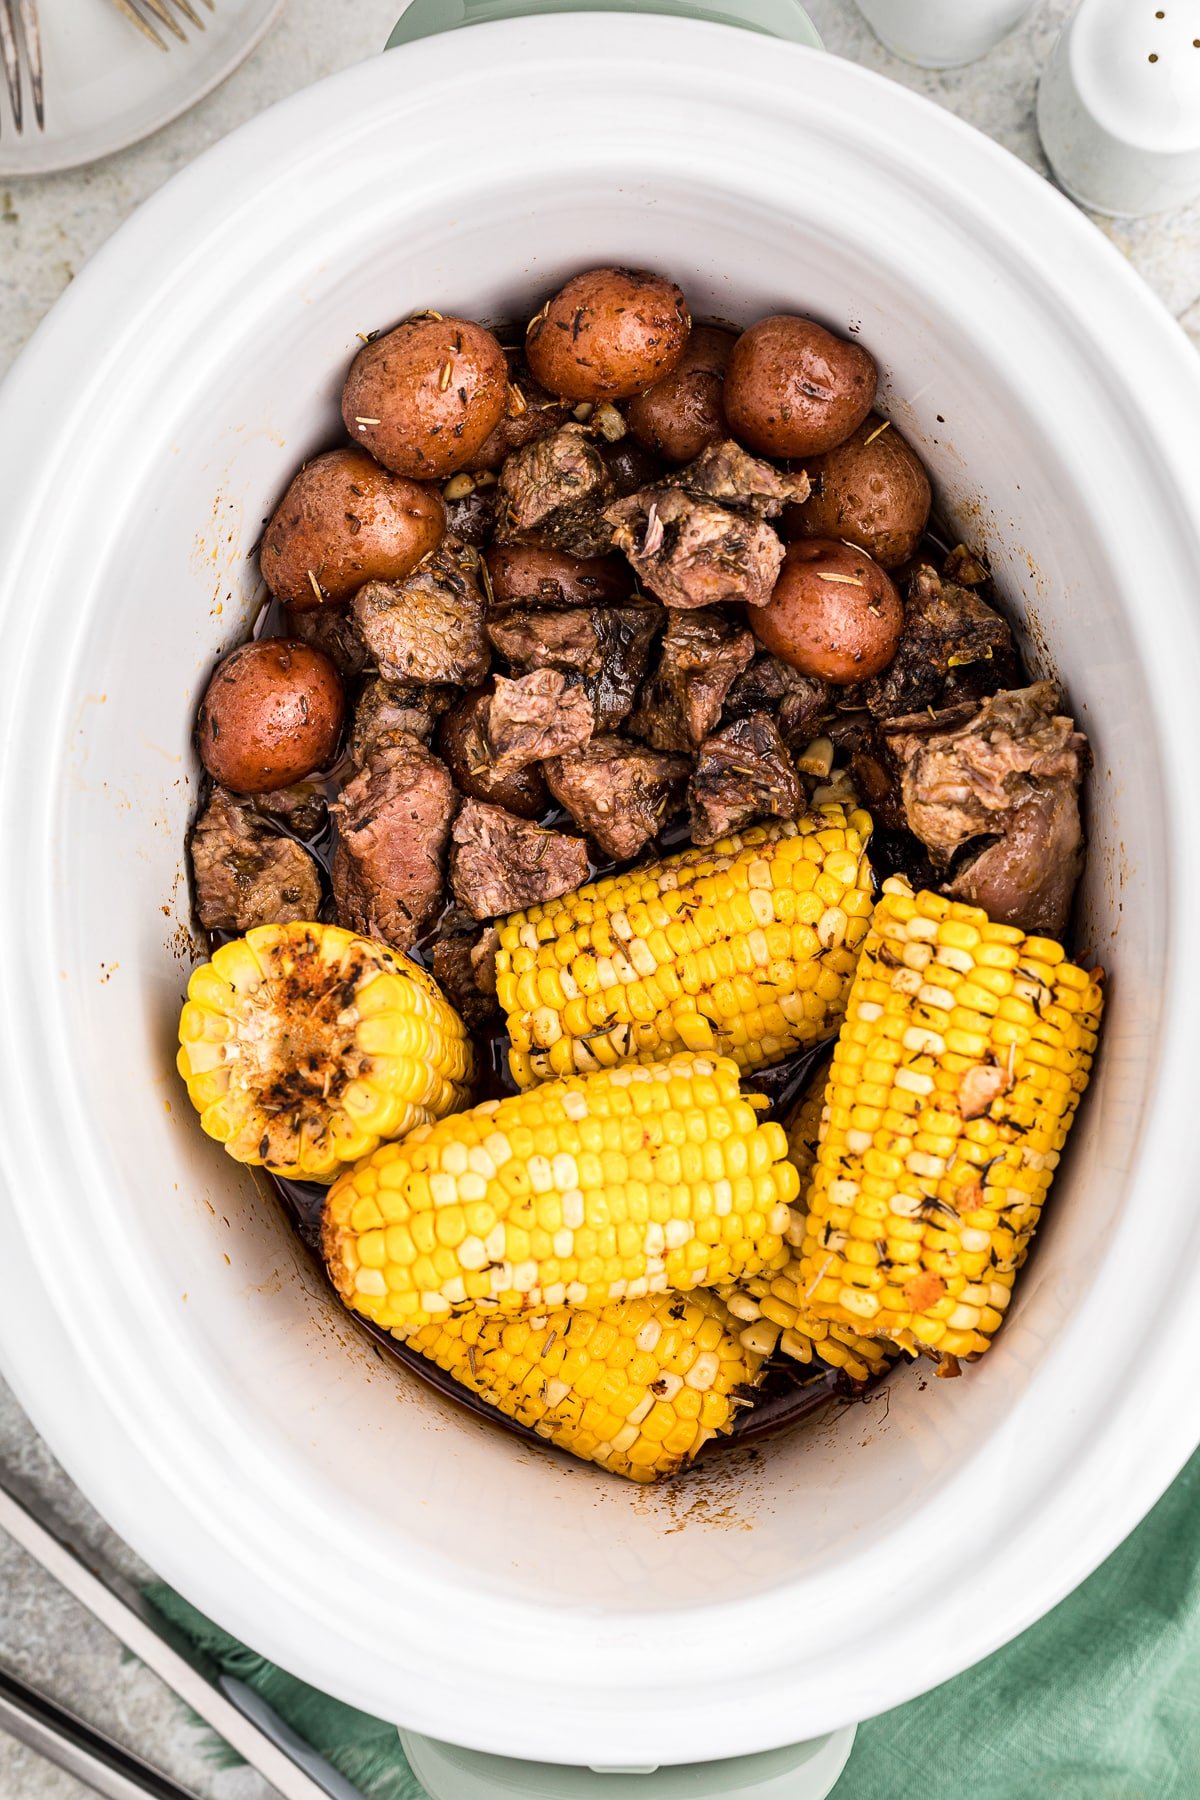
[0,0,44,134]
[109,0,214,52]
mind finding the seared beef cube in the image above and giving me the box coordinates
[485,670,593,775]
[724,653,832,744]
[350,676,451,761]
[331,736,455,950]
[629,609,756,752]
[443,480,499,549]
[668,440,810,518]
[864,565,1014,720]
[437,687,550,819]
[688,713,803,845]
[605,485,784,609]
[544,738,689,862]
[487,604,663,732]
[431,932,503,1031]
[449,800,589,920]
[190,787,321,933]
[352,537,490,686]
[495,424,616,559]
[474,354,573,470]
[283,604,370,682]
[249,782,328,840]
[947,784,1083,938]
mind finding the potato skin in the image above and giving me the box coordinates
[437,687,549,819]
[786,414,931,568]
[626,325,734,464]
[342,316,508,479]
[725,316,877,459]
[485,543,633,608]
[526,267,691,402]
[752,539,903,685]
[197,639,345,792]
[260,448,445,608]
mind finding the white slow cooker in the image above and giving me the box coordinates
[2,8,1200,1784]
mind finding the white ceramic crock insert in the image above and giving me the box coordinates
[1,14,1200,1772]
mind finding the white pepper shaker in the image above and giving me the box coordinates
[1037,0,1200,217]
[853,0,1035,68]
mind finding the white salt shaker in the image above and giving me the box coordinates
[853,0,1035,68]
[1038,0,1200,217]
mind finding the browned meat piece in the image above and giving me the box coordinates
[331,736,456,950]
[443,481,499,548]
[629,609,756,752]
[472,926,500,997]
[947,785,1084,938]
[864,565,1016,720]
[190,788,321,933]
[473,354,574,470]
[544,738,689,861]
[351,538,490,686]
[495,424,616,559]
[667,440,810,518]
[350,676,451,761]
[485,671,593,776]
[431,932,503,1031]
[437,686,549,819]
[283,603,370,681]
[605,485,784,610]
[449,800,589,920]
[688,713,803,846]
[249,782,328,839]
[486,604,662,732]
[724,653,832,744]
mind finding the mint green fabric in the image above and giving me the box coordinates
[147,1448,1200,1799]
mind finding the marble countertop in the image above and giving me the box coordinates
[1,3,1196,1795]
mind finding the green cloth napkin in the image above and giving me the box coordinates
[147,1446,1200,1799]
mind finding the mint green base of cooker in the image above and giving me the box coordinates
[387,0,822,52]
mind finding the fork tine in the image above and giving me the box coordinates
[17,0,42,129]
[167,0,206,26]
[138,0,187,41]
[108,0,169,50]
[0,0,23,134]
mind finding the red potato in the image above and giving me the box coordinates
[626,325,735,464]
[526,267,691,402]
[342,315,509,479]
[260,447,445,609]
[197,639,345,793]
[751,539,903,685]
[724,315,877,459]
[484,543,633,608]
[786,413,932,568]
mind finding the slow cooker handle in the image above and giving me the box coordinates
[386,0,823,52]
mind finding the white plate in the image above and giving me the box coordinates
[0,0,283,176]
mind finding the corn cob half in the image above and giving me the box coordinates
[177,923,474,1181]
[322,1052,798,1333]
[496,810,874,1090]
[408,1289,765,1483]
[799,878,1103,1363]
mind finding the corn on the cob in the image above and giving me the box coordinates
[322,1052,798,1333]
[177,922,474,1182]
[798,878,1103,1363]
[496,810,874,1090]
[408,1289,765,1482]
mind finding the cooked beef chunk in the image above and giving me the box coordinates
[486,604,662,731]
[629,609,756,752]
[688,713,803,845]
[449,799,589,920]
[472,926,499,997]
[350,676,451,761]
[864,565,1015,720]
[667,440,810,518]
[495,424,616,558]
[249,782,329,840]
[331,736,455,950]
[544,738,689,861]
[351,538,490,686]
[431,932,503,1031]
[605,485,785,609]
[437,686,550,819]
[191,787,321,933]
[474,355,573,470]
[283,604,370,681]
[848,736,906,833]
[443,482,499,548]
[886,682,1087,936]
[724,653,832,744]
[485,670,593,775]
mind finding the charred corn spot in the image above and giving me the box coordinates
[407,1289,765,1483]
[177,922,474,1182]
[323,1053,796,1332]
[798,880,1103,1362]
[496,812,874,1088]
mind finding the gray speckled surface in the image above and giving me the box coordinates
[0,2,1196,1795]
